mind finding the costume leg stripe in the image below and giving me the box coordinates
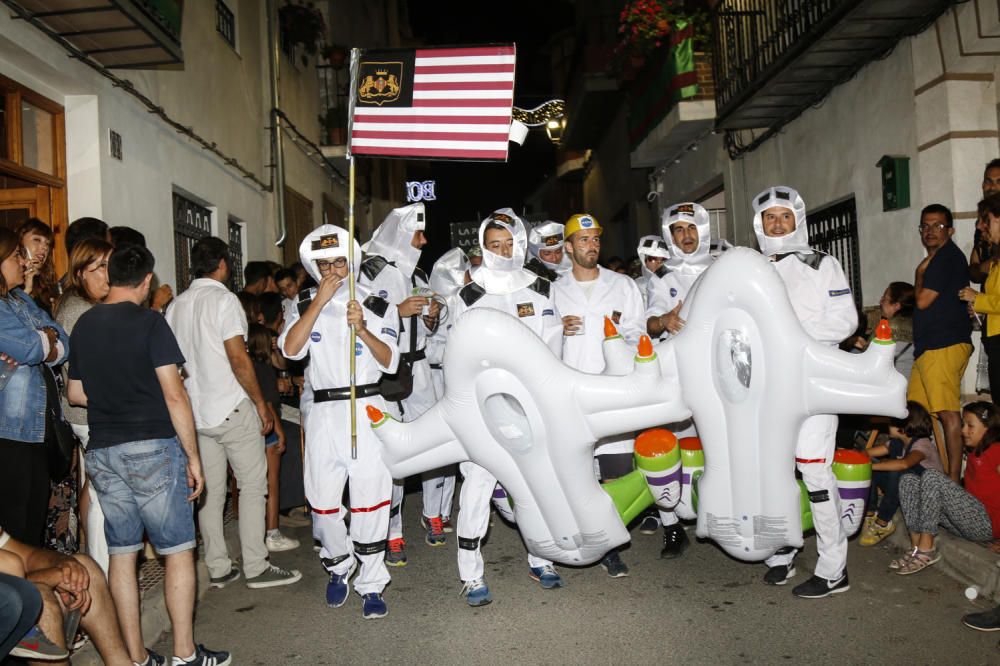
[796,457,826,464]
[353,539,388,555]
[808,489,830,503]
[458,536,480,550]
[321,554,350,568]
[349,499,391,514]
[312,507,340,515]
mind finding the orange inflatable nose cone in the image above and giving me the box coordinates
[637,335,654,358]
[604,316,618,338]
[875,319,892,341]
[365,405,384,423]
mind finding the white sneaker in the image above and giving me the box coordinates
[266,531,301,552]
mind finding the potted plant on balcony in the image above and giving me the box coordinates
[321,103,349,146]
[323,44,349,70]
[614,0,711,72]
[278,0,326,66]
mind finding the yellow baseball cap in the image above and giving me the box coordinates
[564,213,602,239]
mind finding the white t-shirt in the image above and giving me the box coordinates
[166,278,249,429]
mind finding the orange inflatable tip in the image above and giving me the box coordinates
[875,318,892,341]
[637,335,654,358]
[604,316,618,338]
[365,405,384,423]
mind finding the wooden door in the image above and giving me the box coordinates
[0,184,51,231]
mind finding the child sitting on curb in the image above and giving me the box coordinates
[860,401,943,546]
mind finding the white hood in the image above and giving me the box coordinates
[752,186,811,256]
[472,208,538,294]
[299,224,362,295]
[429,247,470,298]
[637,234,670,281]
[363,202,425,278]
[662,202,712,275]
[528,221,570,273]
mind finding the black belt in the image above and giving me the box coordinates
[401,349,426,363]
[313,383,381,402]
[429,363,443,370]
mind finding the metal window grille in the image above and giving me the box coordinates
[172,192,212,293]
[216,0,236,48]
[806,197,862,311]
[228,218,244,292]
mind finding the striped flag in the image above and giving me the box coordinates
[349,45,516,161]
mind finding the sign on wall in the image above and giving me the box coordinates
[406,180,437,202]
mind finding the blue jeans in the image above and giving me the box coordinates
[85,438,196,555]
[0,572,42,658]
[869,469,903,523]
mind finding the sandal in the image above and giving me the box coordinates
[896,549,940,575]
[888,547,917,571]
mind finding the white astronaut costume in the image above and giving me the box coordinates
[421,247,472,523]
[452,209,563,583]
[361,203,445,537]
[634,234,670,307]
[753,186,858,583]
[278,225,399,595]
[644,202,714,333]
[525,220,572,281]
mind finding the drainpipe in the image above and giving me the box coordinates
[266,0,287,247]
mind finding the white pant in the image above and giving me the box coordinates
[764,415,845,580]
[71,424,109,576]
[421,468,456,519]
[307,398,392,595]
[457,462,550,582]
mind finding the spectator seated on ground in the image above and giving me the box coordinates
[0,526,131,665]
[0,547,67,661]
[891,401,1000,575]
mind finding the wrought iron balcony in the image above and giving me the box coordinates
[712,0,953,145]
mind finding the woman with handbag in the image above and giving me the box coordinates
[0,227,70,547]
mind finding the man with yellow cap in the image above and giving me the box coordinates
[553,213,646,577]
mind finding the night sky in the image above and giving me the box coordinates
[404,0,576,267]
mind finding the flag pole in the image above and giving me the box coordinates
[347,48,360,460]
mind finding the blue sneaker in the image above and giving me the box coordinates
[325,560,356,608]
[362,592,388,619]
[460,577,493,607]
[528,564,564,589]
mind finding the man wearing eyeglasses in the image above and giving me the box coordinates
[910,204,973,483]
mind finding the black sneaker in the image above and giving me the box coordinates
[962,605,1000,631]
[600,550,630,578]
[171,644,231,666]
[135,648,166,666]
[792,572,849,599]
[208,567,240,589]
[660,523,689,559]
[763,564,796,585]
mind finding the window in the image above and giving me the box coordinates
[807,197,862,311]
[228,217,244,291]
[216,0,236,49]
[173,192,213,293]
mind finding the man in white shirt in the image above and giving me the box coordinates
[166,237,301,591]
[553,213,645,577]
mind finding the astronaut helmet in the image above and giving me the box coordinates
[636,234,670,279]
[752,186,810,256]
[363,202,426,277]
[662,202,712,272]
[528,221,566,271]
[429,247,470,298]
[478,208,528,272]
[299,224,362,286]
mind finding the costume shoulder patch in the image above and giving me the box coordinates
[360,255,389,281]
[460,282,486,306]
[362,294,389,318]
[524,257,557,281]
[296,288,315,316]
[828,287,851,297]
[528,276,551,298]
[654,264,670,278]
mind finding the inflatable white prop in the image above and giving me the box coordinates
[367,307,690,565]
[604,247,907,561]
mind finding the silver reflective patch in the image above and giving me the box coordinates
[715,329,752,403]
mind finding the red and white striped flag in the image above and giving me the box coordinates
[349,45,517,161]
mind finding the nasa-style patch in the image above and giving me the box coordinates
[310,331,322,342]
[670,288,678,297]
[355,341,363,356]
[381,327,397,338]
[612,310,622,324]
[542,308,554,316]
[829,288,851,297]
[378,289,389,299]
[516,302,535,318]
[579,216,594,228]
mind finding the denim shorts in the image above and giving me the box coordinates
[85,437,196,555]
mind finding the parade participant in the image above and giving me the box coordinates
[553,213,645,578]
[279,225,398,619]
[634,235,670,307]
[360,203,444,563]
[525,221,571,281]
[452,208,563,606]
[642,203,715,557]
[752,186,858,598]
[421,247,473,533]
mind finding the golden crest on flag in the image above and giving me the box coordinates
[358,61,403,105]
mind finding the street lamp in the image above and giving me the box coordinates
[545,118,566,144]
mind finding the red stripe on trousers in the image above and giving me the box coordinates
[312,507,340,515]
[350,499,391,513]
[795,457,826,464]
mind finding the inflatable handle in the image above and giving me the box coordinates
[604,316,619,339]
[637,335,654,359]
[874,319,893,344]
[365,405,385,424]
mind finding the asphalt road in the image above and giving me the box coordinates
[156,488,1000,665]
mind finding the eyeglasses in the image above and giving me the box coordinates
[918,223,950,232]
[315,257,347,269]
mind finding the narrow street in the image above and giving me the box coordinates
[155,488,998,665]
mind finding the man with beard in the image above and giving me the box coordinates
[553,214,645,578]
